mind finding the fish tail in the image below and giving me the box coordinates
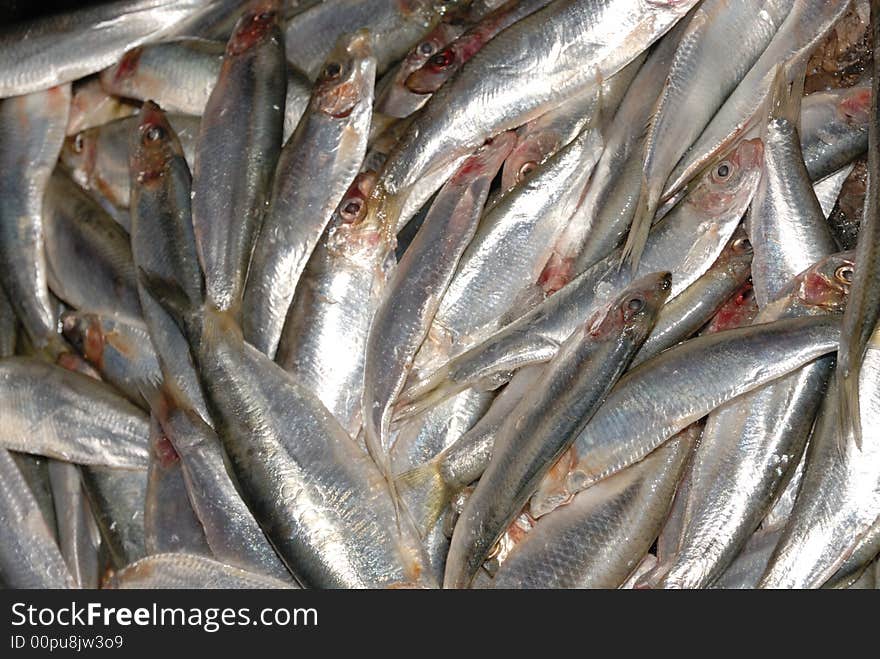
[620,179,653,275]
[763,59,806,132]
[837,366,863,452]
[395,459,452,538]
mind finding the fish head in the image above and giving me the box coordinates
[101,46,144,90]
[687,138,764,217]
[500,130,559,191]
[837,86,872,126]
[404,43,460,94]
[59,311,105,370]
[60,128,98,188]
[589,271,672,343]
[792,251,856,313]
[314,30,377,119]
[706,280,758,334]
[325,171,385,260]
[713,227,754,273]
[227,0,283,57]
[130,101,185,186]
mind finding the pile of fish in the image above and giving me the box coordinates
[0,0,878,590]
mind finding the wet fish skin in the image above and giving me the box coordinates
[371,0,699,233]
[0,287,17,358]
[711,526,782,589]
[530,314,843,518]
[62,114,200,210]
[67,77,137,135]
[191,0,287,316]
[823,517,880,589]
[659,253,854,589]
[47,461,101,589]
[400,138,763,411]
[110,553,296,588]
[444,272,672,588]
[0,0,216,98]
[144,413,212,556]
[129,101,212,424]
[0,449,76,589]
[491,428,695,589]
[630,227,753,368]
[243,30,376,357]
[0,85,70,353]
[362,134,514,465]
[814,164,855,220]
[0,357,150,468]
[61,311,162,409]
[274,172,386,437]
[625,0,790,268]
[43,168,142,322]
[827,158,868,251]
[142,273,435,588]
[837,5,880,447]
[759,332,880,588]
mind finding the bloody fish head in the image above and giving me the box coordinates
[689,137,764,216]
[794,251,856,312]
[315,29,375,119]
[227,0,281,57]
[130,100,182,184]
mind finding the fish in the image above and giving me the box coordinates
[0,357,150,468]
[47,461,101,589]
[0,0,217,97]
[443,272,671,588]
[243,30,376,357]
[80,465,148,569]
[191,0,286,316]
[67,77,138,135]
[827,158,868,251]
[362,134,514,465]
[0,85,71,354]
[109,553,297,588]
[0,287,17,358]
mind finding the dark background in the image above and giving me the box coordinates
[1,0,118,23]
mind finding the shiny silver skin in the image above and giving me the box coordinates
[838,10,880,448]
[0,449,76,589]
[412,128,604,377]
[396,365,542,538]
[530,315,843,518]
[762,445,804,531]
[61,311,162,409]
[43,168,142,322]
[0,0,215,98]
[390,388,494,583]
[370,0,699,232]
[824,517,880,589]
[144,413,212,556]
[711,527,782,589]
[801,81,871,183]
[401,138,763,411]
[81,465,148,569]
[191,0,286,316]
[130,102,212,425]
[502,51,644,202]
[814,164,855,219]
[760,330,880,588]
[243,32,376,357]
[110,553,297,588]
[659,254,854,589]
[153,398,292,580]
[630,228,754,367]
[444,273,671,588]
[491,428,695,589]
[147,281,434,587]
[0,85,70,353]
[62,114,199,210]
[568,16,686,274]
[748,77,837,308]
[664,0,850,200]
[47,461,101,589]
[11,454,58,548]
[284,0,464,79]
[626,0,790,267]
[274,172,388,438]
[362,134,513,464]
[0,357,149,468]
[67,77,137,135]
[101,38,310,141]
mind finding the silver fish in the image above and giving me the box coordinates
[110,553,296,589]
[81,465,148,569]
[47,461,100,590]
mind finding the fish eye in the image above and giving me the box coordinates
[323,62,342,79]
[143,124,164,143]
[835,264,854,284]
[340,198,363,221]
[255,11,272,21]
[429,49,454,69]
[733,236,752,252]
[626,296,645,312]
[518,161,538,180]
[73,132,85,153]
[716,162,730,178]
[418,41,436,56]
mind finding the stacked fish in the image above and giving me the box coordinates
[0,0,877,590]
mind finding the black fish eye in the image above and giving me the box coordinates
[626,297,645,312]
[144,125,164,143]
[733,236,752,252]
[518,161,537,180]
[716,163,730,178]
[73,132,85,153]
[324,62,342,79]
[341,199,362,220]
[418,41,435,56]
[836,265,854,284]
[255,11,272,21]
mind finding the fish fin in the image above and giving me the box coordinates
[837,367,863,452]
[619,178,653,274]
[762,59,806,134]
[395,459,452,538]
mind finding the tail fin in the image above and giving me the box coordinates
[620,179,653,274]
[837,366,863,452]
[762,59,806,135]
[395,459,453,538]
